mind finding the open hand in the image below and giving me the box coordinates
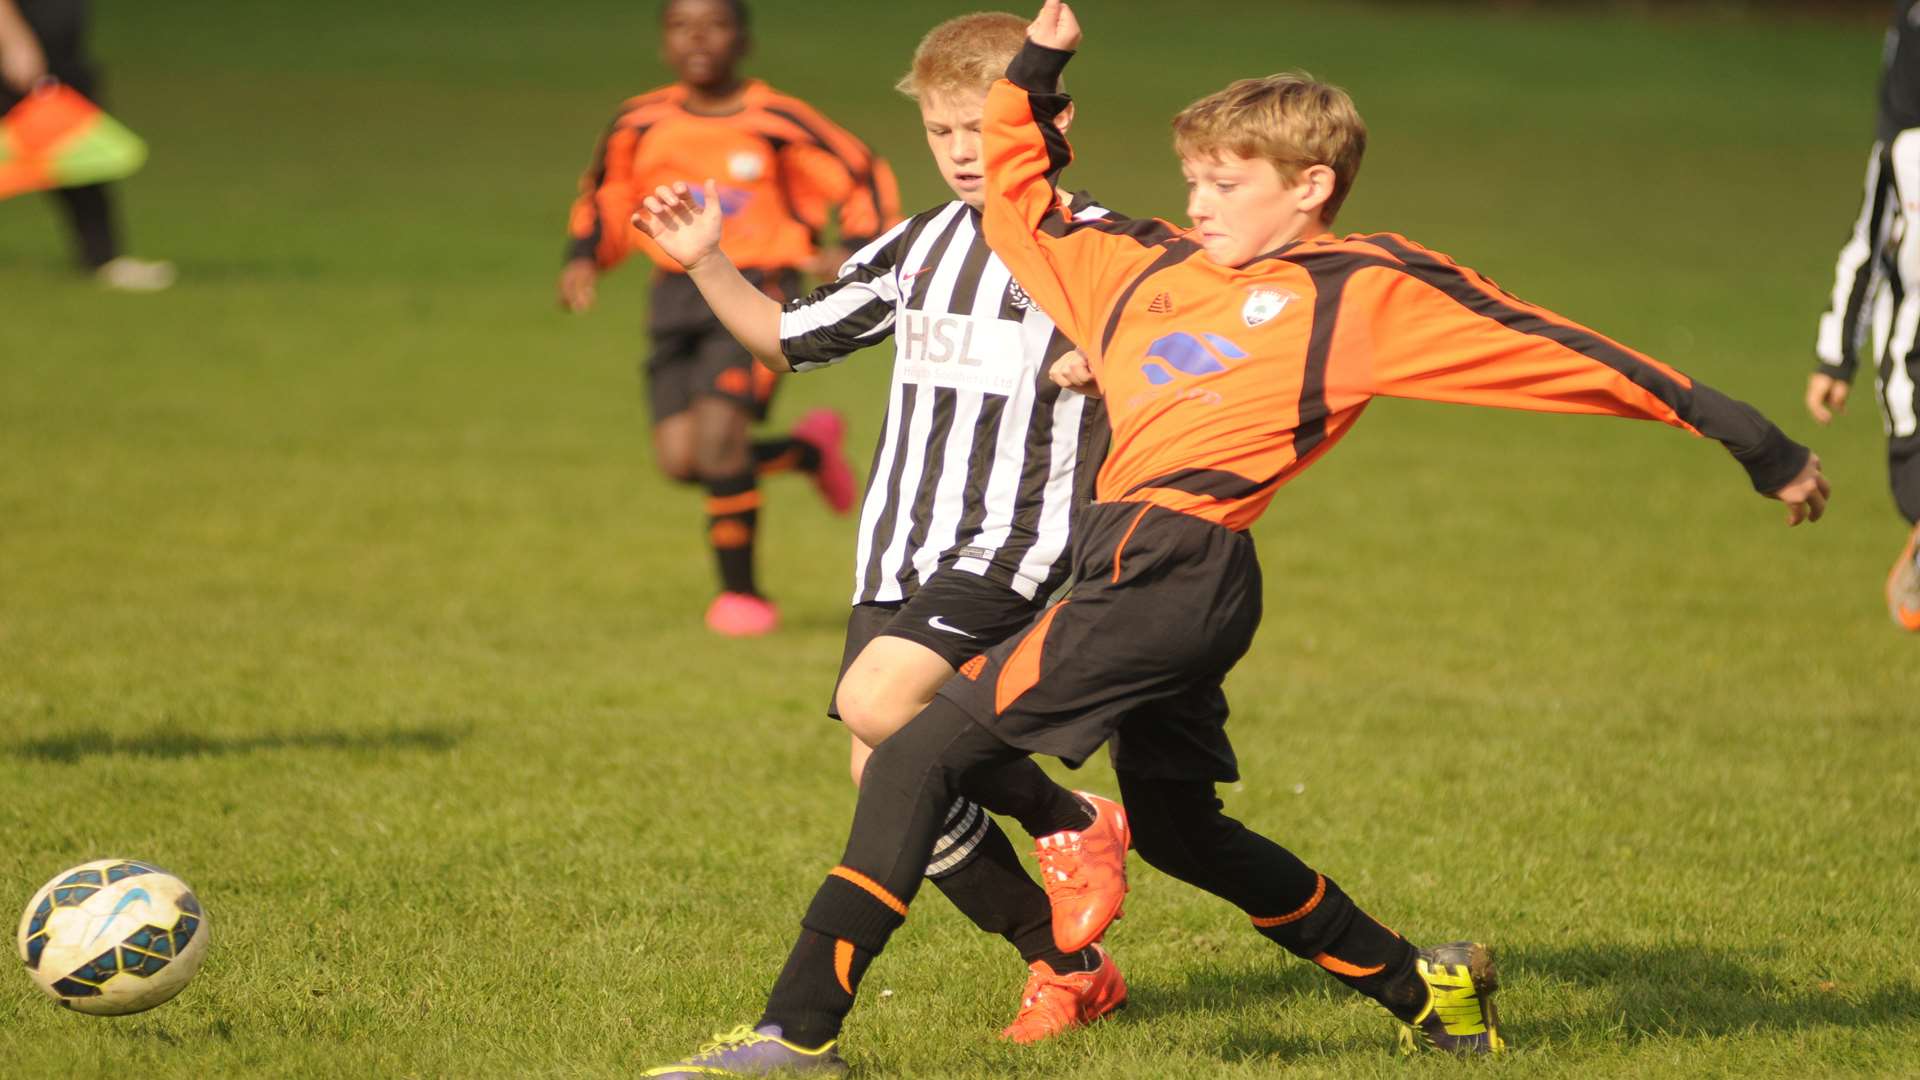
[1027,0,1081,52]
[1804,372,1850,425]
[631,180,725,270]
[1768,452,1830,526]
[1049,350,1099,396]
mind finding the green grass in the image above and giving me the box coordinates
[3,1,1917,1076]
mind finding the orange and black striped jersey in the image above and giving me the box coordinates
[981,44,1809,533]
[566,80,901,274]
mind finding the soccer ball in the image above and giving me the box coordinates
[15,859,210,1015]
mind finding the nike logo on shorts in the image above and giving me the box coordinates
[927,616,975,638]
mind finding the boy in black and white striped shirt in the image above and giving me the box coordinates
[1811,0,1920,630]
[632,13,1130,1045]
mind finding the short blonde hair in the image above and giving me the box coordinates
[1172,74,1368,224]
[895,12,1030,102]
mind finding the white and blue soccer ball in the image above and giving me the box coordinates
[16,859,210,1015]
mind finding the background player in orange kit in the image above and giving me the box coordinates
[639,0,1831,1073]
[558,0,900,636]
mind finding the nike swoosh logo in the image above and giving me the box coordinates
[87,888,151,946]
[927,616,975,638]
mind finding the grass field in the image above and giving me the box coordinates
[3,1,1918,1076]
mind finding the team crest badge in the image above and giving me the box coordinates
[1007,280,1035,313]
[727,151,766,182]
[1242,288,1295,327]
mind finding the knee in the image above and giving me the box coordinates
[691,420,750,479]
[655,446,699,485]
[836,679,919,751]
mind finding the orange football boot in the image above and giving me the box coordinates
[999,944,1128,1045]
[1032,791,1130,952]
[1889,520,1920,632]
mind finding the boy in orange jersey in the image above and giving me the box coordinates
[631,12,1132,1049]
[641,1,1831,1074]
[559,0,900,636]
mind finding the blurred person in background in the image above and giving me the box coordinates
[558,0,899,637]
[1813,0,1920,631]
[0,0,173,290]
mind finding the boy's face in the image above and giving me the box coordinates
[661,0,746,90]
[1181,151,1328,267]
[919,89,991,209]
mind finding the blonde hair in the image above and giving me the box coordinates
[1172,74,1368,223]
[896,12,1031,102]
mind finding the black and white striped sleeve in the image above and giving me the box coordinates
[779,217,913,372]
[1816,143,1890,382]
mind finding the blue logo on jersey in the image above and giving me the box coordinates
[1141,332,1247,385]
[689,185,752,218]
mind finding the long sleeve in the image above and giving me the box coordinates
[778,218,913,371]
[565,118,643,271]
[980,42,1179,361]
[1815,143,1888,383]
[1341,235,1810,493]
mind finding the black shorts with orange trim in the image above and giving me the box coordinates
[827,569,1048,720]
[644,269,798,424]
[934,502,1256,783]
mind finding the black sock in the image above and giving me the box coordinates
[1116,772,1424,1018]
[52,183,120,269]
[759,929,870,1048]
[924,798,1089,971]
[762,867,907,1047]
[1250,874,1423,1020]
[703,470,759,596]
[961,759,1092,839]
[753,437,822,477]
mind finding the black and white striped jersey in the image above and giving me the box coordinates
[779,194,1113,605]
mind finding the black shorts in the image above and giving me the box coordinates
[935,502,1260,783]
[826,570,1047,720]
[645,269,799,424]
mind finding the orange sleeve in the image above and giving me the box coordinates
[767,97,901,248]
[980,44,1176,360]
[1341,234,1809,492]
[566,118,643,271]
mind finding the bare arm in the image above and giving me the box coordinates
[633,180,789,371]
[0,0,47,94]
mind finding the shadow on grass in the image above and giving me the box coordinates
[1508,941,1920,1042]
[1134,940,1920,1064]
[11,723,469,763]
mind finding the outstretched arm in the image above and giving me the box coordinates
[1344,237,1828,525]
[633,181,789,369]
[980,2,1180,362]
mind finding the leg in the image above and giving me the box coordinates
[690,392,766,604]
[48,183,119,270]
[651,411,701,485]
[838,637,1092,974]
[836,577,1096,846]
[764,697,1031,1047]
[1116,771,1502,1053]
